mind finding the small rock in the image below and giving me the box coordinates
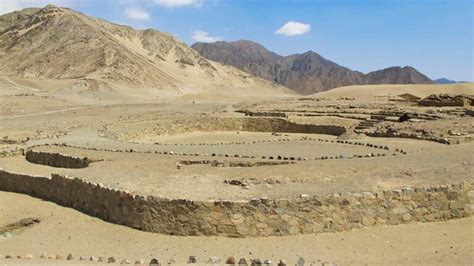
[121,259,131,264]
[226,256,236,264]
[296,257,305,266]
[134,259,145,264]
[5,254,13,259]
[0,232,13,238]
[251,258,262,265]
[108,256,117,263]
[90,256,99,262]
[67,253,75,260]
[277,259,287,266]
[207,256,220,264]
[149,258,161,265]
[188,256,197,264]
[167,258,177,264]
[238,258,249,265]
[79,256,87,261]
[263,259,272,265]
[48,255,56,259]
[40,252,47,259]
[25,254,34,259]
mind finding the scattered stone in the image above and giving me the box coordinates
[25,254,34,259]
[40,252,47,259]
[90,256,99,262]
[0,232,13,238]
[67,253,75,260]
[134,259,145,264]
[238,258,249,265]
[277,259,287,266]
[167,258,177,264]
[149,258,161,265]
[207,256,220,264]
[296,257,305,266]
[226,256,236,264]
[188,256,197,264]
[5,254,13,259]
[48,255,56,259]
[121,259,131,264]
[251,258,262,265]
[108,256,117,263]
[79,256,87,261]
[263,259,272,265]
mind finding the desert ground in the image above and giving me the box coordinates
[1,78,474,265]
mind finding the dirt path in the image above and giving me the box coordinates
[0,191,472,265]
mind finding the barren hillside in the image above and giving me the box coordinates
[0,5,290,99]
[192,40,433,95]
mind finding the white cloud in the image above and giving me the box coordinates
[0,0,74,15]
[154,0,202,8]
[124,7,150,20]
[275,21,311,36]
[192,30,221,43]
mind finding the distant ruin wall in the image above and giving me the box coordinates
[238,118,346,136]
[0,169,472,237]
[131,117,347,138]
[25,150,90,168]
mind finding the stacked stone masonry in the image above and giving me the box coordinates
[25,150,91,169]
[0,169,472,237]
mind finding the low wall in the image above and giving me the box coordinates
[238,118,346,136]
[0,169,472,237]
[25,150,90,168]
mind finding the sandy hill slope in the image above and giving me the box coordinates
[192,40,433,95]
[310,83,474,102]
[0,5,291,100]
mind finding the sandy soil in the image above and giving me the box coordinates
[1,136,472,200]
[311,83,474,102]
[1,82,473,264]
[0,191,472,265]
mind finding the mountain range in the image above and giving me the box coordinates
[0,5,288,98]
[192,40,433,95]
[434,78,468,84]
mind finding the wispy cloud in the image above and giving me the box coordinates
[124,7,150,20]
[275,21,311,36]
[192,30,221,43]
[154,0,202,8]
[0,0,74,15]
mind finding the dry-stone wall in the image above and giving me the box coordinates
[25,150,91,168]
[0,169,472,237]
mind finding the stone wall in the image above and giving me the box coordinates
[235,118,346,136]
[25,150,91,168]
[0,169,472,237]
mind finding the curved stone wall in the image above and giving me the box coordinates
[25,150,91,168]
[119,117,347,142]
[0,169,471,237]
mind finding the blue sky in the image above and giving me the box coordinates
[2,0,472,81]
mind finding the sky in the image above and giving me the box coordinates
[1,0,472,81]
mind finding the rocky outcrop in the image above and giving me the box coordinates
[0,169,472,237]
